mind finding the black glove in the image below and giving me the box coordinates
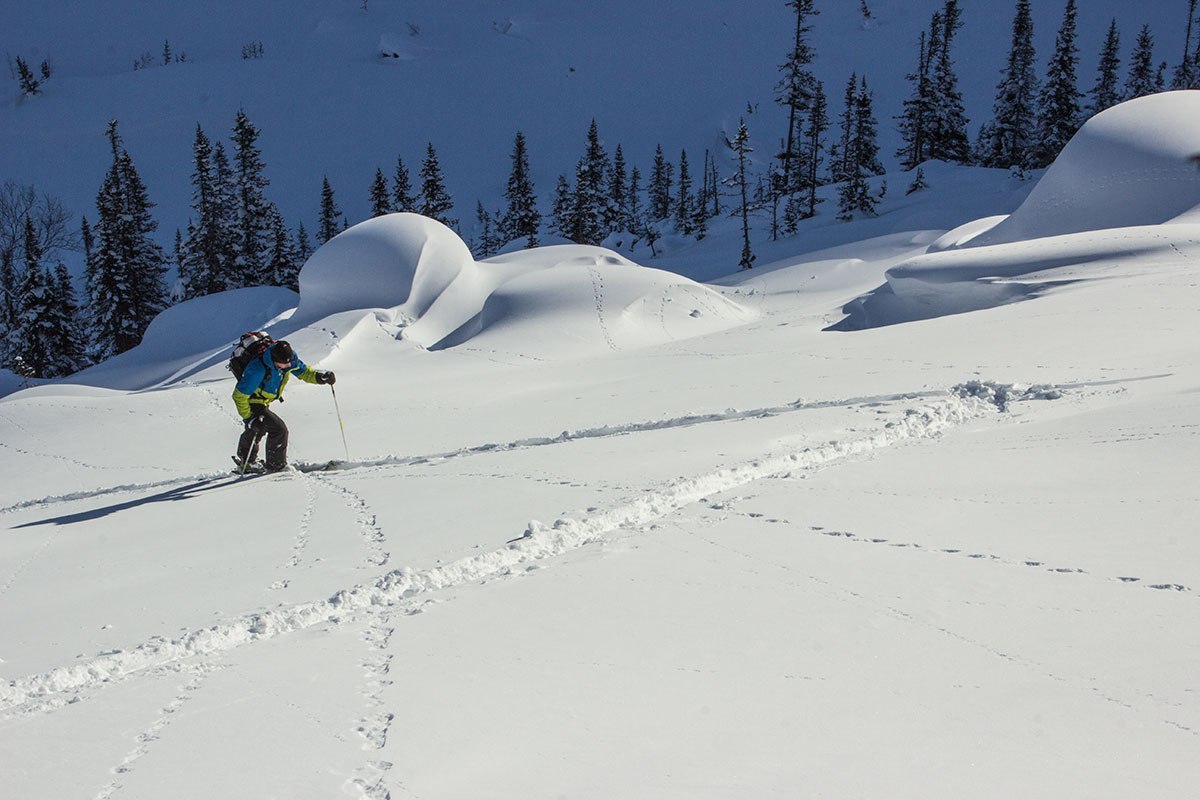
[243,411,267,434]
[315,370,336,385]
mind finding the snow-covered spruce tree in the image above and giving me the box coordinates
[606,144,628,235]
[725,119,755,270]
[370,168,392,217]
[896,28,934,170]
[568,120,609,245]
[1030,0,1082,169]
[0,247,17,363]
[180,125,237,299]
[295,221,314,263]
[1171,0,1200,89]
[266,207,300,290]
[418,142,456,228]
[1088,19,1123,115]
[317,176,342,245]
[501,131,540,247]
[231,109,274,287]
[831,73,858,183]
[674,149,694,235]
[775,0,819,199]
[837,76,884,221]
[393,155,418,212]
[1124,25,1158,100]
[9,217,54,377]
[648,144,673,222]
[627,166,643,236]
[549,174,572,239]
[88,121,169,360]
[48,263,88,376]
[926,0,970,164]
[979,0,1038,169]
[906,165,930,194]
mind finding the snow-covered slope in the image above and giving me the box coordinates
[2,8,1200,800]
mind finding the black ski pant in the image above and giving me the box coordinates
[236,405,289,470]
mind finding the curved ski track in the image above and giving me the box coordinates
[2,385,1019,714]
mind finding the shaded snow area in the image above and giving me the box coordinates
[2,96,1200,798]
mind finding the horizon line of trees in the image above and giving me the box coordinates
[3,0,1197,380]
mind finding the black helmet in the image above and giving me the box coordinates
[271,340,294,365]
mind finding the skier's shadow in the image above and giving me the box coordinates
[13,475,250,528]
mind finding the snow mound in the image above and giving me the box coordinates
[294,215,752,356]
[434,247,754,357]
[970,92,1200,246]
[41,286,298,393]
[295,213,475,329]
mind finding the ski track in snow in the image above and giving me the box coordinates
[0,387,949,518]
[0,385,1019,715]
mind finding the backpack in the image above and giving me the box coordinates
[228,331,274,380]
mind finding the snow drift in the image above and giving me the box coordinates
[969,91,1200,247]
[833,93,1200,330]
[294,213,752,355]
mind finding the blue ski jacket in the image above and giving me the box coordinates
[232,350,319,419]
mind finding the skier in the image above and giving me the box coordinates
[232,339,335,472]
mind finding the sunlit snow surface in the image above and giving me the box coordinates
[2,74,1199,800]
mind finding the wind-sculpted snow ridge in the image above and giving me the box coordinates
[0,383,1064,714]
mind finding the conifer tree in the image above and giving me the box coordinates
[607,144,628,234]
[674,150,694,235]
[48,263,87,375]
[1088,19,1123,114]
[393,155,418,212]
[370,168,392,217]
[775,0,819,197]
[1124,25,1159,99]
[926,1,970,164]
[266,208,300,290]
[88,121,169,359]
[418,142,455,227]
[648,145,673,221]
[15,57,41,96]
[10,217,53,377]
[801,80,829,219]
[725,119,755,270]
[0,247,17,361]
[1031,0,1082,169]
[837,76,884,220]
[473,202,501,258]
[627,166,643,235]
[980,0,1039,169]
[231,109,273,286]
[897,29,934,170]
[296,222,314,263]
[1171,0,1200,89]
[501,131,540,247]
[317,176,342,244]
[568,120,609,245]
[831,73,859,183]
[181,125,236,299]
[550,174,573,239]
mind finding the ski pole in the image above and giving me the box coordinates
[330,384,350,461]
[240,430,264,476]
